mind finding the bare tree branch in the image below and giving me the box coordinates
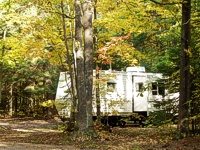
[53,11,75,19]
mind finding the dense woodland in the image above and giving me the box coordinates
[0,0,200,141]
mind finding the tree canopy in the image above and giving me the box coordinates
[0,0,200,139]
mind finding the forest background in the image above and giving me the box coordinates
[0,0,200,142]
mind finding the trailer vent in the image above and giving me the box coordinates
[126,66,145,73]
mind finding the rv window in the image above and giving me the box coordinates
[152,83,158,95]
[152,82,165,95]
[136,83,143,92]
[107,83,116,92]
[158,83,165,95]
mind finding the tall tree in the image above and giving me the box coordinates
[93,0,101,123]
[73,0,97,139]
[178,0,191,138]
[74,0,86,138]
[60,0,77,130]
[0,30,6,106]
[82,0,96,136]
[148,0,191,138]
[73,0,96,139]
[190,0,200,134]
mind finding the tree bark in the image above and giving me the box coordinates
[178,0,191,138]
[0,54,3,106]
[93,0,101,123]
[9,84,13,116]
[0,30,6,107]
[82,0,96,136]
[61,0,78,129]
[74,0,88,138]
[73,0,97,139]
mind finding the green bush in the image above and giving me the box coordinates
[146,110,175,126]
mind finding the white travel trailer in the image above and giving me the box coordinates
[55,66,170,126]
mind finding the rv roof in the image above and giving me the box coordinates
[126,66,145,72]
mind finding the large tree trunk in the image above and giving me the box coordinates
[178,0,191,138]
[74,0,87,138]
[73,0,97,139]
[82,0,96,137]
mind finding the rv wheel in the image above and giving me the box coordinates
[119,120,126,127]
[108,116,118,127]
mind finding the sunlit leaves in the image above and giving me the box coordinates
[95,34,145,70]
[94,0,181,71]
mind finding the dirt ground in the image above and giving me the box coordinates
[0,118,200,150]
[0,142,78,150]
[0,118,78,150]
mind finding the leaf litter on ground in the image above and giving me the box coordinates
[0,119,200,150]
